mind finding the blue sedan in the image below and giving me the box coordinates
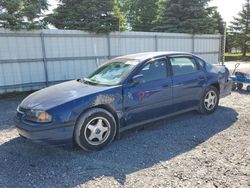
[15,52,232,151]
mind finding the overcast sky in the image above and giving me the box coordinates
[210,0,244,23]
[48,0,245,24]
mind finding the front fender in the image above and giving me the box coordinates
[65,86,123,125]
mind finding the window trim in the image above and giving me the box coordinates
[168,55,200,77]
[131,57,170,83]
[194,56,206,70]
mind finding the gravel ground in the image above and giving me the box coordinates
[0,90,249,188]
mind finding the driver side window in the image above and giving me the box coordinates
[139,58,168,82]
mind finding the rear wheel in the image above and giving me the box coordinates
[247,85,250,92]
[198,86,219,114]
[74,108,117,151]
[237,83,243,90]
[232,83,237,91]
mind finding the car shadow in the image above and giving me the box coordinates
[0,106,238,187]
[233,89,250,95]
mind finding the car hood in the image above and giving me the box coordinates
[20,80,112,110]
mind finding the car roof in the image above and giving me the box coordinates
[114,51,193,62]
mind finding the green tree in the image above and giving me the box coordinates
[46,0,126,33]
[153,0,216,34]
[226,32,241,53]
[228,0,250,56]
[122,0,158,31]
[0,0,48,30]
[211,8,225,34]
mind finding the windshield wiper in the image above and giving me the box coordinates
[78,78,98,85]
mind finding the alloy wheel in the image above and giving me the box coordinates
[204,90,218,111]
[84,117,111,146]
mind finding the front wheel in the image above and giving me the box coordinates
[74,108,117,151]
[198,86,219,114]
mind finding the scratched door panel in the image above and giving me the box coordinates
[123,78,173,125]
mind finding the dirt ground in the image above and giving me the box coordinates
[0,87,249,188]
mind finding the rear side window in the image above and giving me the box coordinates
[170,57,198,76]
[139,58,168,82]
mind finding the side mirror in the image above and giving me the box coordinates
[132,74,145,84]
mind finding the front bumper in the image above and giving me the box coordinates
[14,115,75,146]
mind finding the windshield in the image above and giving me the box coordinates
[83,59,138,86]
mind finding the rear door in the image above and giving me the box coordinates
[123,57,173,125]
[169,55,206,112]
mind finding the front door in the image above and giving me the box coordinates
[123,57,173,126]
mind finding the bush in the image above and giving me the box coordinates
[225,53,250,62]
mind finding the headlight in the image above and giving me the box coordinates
[26,109,52,123]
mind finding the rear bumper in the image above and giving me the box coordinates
[14,116,75,146]
[220,80,233,98]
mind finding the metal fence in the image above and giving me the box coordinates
[0,29,222,93]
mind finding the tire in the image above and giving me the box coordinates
[237,83,243,90]
[74,108,117,151]
[232,82,237,91]
[198,86,219,114]
[247,85,250,92]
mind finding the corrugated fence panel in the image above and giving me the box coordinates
[194,34,221,63]
[110,32,156,56]
[45,35,108,58]
[0,29,222,93]
[157,33,193,52]
[0,36,42,60]
[198,54,219,64]
[47,58,105,82]
[0,61,45,86]
[194,36,220,53]
[158,38,193,52]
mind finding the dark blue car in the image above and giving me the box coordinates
[15,52,232,151]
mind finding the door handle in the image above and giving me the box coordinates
[162,84,169,88]
[198,76,206,80]
[172,84,184,88]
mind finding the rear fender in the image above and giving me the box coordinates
[206,64,232,98]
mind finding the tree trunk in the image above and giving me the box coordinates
[243,44,247,56]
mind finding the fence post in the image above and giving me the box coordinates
[107,34,111,59]
[40,32,49,87]
[219,35,223,64]
[191,34,195,53]
[220,34,226,65]
[155,35,158,51]
[221,24,227,65]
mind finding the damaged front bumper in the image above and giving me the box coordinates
[14,114,75,146]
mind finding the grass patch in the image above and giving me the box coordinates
[225,53,250,61]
